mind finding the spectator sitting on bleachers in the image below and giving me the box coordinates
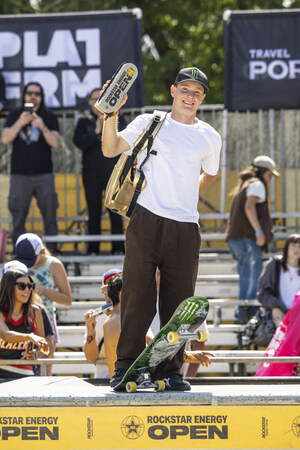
[255,288,300,377]
[83,268,122,379]
[0,262,49,379]
[257,233,300,327]
[15,233,72,376]
[102,273,124,377]
[84,269,153,378]
[2,260,54,376]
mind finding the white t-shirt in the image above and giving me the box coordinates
[119,113,221,224]
[246,180,266,203]
[279,265,300,310]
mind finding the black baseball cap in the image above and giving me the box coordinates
[174,67,209,93]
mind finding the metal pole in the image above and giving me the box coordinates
[220,109,228,214]
[280,110,286,214]
[258,109,263,155]
[73,110,81,217]
[268,109,276,214]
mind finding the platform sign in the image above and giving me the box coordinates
[0,10,144,110]
[0,405,299,449]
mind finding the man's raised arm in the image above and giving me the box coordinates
[99,82,130,157]
[102,113,130,157]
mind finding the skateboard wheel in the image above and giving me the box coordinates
[196,330,207,342]
[167,332,179,343]
[126,382,137,393]
[154,380,165,392]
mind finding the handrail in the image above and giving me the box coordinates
[42,231,295,243]
[1,355,299,366]
[66,274,240,283]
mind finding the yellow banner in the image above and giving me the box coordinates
[0,405,299,449]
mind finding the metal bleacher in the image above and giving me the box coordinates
[1,230,297,378]
[46,250,267,378]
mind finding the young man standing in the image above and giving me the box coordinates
[102,67,222,390]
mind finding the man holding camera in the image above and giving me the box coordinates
[1,82,60,249]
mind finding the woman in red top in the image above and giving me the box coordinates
[0,266,49,378]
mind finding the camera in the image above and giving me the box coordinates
[24,102,34,113]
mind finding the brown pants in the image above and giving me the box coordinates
[116,204,201,375]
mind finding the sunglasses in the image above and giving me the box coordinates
[15,282,36,291]
[25,91,42,97]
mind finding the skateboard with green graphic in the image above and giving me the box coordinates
[113,296,209,392]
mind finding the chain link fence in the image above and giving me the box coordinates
[1,106,300,242]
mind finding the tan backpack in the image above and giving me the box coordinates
[104,110,167,218]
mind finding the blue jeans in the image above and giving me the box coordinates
[228,238,262,323]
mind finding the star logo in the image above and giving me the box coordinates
[121,415,145,440]
[127,67,135,77]
[292,416,300,438]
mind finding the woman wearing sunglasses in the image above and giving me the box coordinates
[15,232,72,376]
[0,266,49,379]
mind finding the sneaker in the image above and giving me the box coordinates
[163,373,191,391]
[110,368,127,388]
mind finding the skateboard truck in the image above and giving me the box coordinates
[167,329,207,344]
[126,372,165,393]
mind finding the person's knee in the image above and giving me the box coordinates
[38,192,59,217]
[8,194,30,217]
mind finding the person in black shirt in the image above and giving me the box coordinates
[73,88,125,255]
[1,82,60,249]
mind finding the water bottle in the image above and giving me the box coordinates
[30,126,40,142]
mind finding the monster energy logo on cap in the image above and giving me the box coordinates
[174,67,209,92]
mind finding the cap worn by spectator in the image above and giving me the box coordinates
[252,155,280,177]
[2,260,28,275]
[174,67,209,93]
[15,233,43,268]
[102,268,122,286]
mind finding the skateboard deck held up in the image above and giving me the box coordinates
[113,296,209,393]
[94,62,138,116]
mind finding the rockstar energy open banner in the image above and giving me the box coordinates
[0,405,299,449]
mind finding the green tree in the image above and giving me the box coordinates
[0,0,34,14]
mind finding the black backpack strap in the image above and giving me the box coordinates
[131,113,163,158]
[127,171,146,217]
[126,111,167,217]
[120,112,164,186]
[98,337,104,352]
